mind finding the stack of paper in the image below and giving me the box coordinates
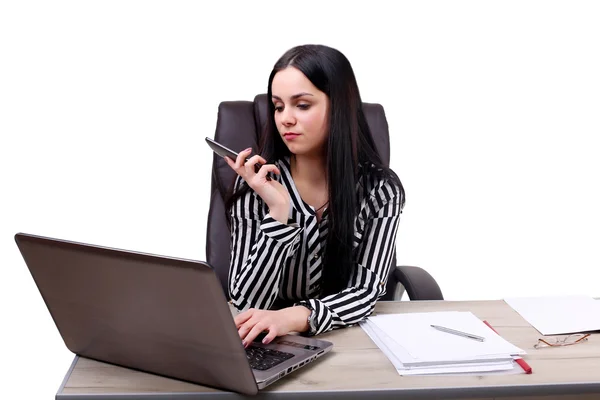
[360,311,527,375]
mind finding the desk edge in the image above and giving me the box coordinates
[57,355,79,397]
[55,353,600,400]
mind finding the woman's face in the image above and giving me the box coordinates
[271,67,329,157]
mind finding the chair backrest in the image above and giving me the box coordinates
[206,93,397,299]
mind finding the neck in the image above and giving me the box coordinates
[290,153,328,187]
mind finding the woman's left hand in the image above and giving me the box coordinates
[234,306,311,347]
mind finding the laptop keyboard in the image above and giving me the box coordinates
[245,346,295,371]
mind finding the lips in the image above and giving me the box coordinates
[284,132,301,140]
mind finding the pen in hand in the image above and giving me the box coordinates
[431,324,486,342]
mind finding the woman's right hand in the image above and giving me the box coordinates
[224,148,291,224]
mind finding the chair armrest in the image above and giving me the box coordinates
[393,265,444,301]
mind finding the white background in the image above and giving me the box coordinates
[1,0,599,398]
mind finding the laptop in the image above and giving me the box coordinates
[15,232,333,395]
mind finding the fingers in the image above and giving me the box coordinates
[244,155,267,175]
[238,322,253,343]
[235,310,286,347]
[244,324,269,348]
[245,155,280,182]
[223,156,235,169]
[223,148,251,173]
[261,329,278,345]
[235,148,253,169]
[234,308,254,329]
[258,163,280,175]
[254,163,280,181]
[223,150,276,182]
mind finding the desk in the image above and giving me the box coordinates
[56,300,600,399]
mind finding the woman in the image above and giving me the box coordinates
[223,44,405,347]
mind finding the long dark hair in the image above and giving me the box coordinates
[225,44,405,296]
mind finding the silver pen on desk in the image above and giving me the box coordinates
[430,324,486,342]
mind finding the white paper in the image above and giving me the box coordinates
[359,310,527,376]
[405,360,525,376]
[398,361,517,376]
[367,311,525,365]
[504,295,600,335]
[360,320,405,369]
[360,320,516,375]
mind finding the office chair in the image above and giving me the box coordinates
[206,94,444,301]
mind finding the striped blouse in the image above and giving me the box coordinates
[228,155,403,336]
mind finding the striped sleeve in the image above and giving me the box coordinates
[228,176,303,312]
[297,179,402,335]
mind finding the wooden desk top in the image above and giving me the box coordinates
[57,300,600,399]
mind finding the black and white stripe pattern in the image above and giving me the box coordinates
[228,156,402,335]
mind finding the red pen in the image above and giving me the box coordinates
[483,320,532,374]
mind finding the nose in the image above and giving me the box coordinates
[280,107,296,126]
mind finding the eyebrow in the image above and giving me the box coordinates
[271,92,314,101]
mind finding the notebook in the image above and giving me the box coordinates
[14,232,333,395]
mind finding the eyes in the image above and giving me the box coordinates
[273,103,311,112]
